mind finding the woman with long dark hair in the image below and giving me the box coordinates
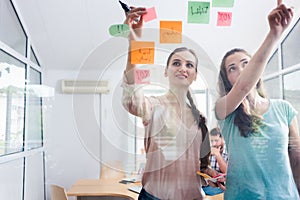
[215,2,300,199]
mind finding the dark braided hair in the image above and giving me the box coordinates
[187,90,210,170]
[186,91,208,139]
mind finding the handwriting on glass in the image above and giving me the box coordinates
[135,69,150,84]
[190,5,209,15]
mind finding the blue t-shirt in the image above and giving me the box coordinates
[219,99,299,200]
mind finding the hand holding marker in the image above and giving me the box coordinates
[109,0,143,37]
[119,0,139,22]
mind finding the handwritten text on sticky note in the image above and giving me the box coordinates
[134,69,150,84]
[188,1,210,24]
[217,12,232,26]
[130,41,155,64]
[109,24,130,37]
[160,21,182,43]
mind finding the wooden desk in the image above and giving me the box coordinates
[206,193,224,200]
[67,179,139,200]
[67,179,223,200]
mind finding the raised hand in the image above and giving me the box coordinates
[123,7,147,40]
[268,0,293,37]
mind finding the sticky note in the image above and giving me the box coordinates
[217,12,232,26]
[134,69,150,84]
[109,24,130,37]
[160,21,182,43]
[130,41,155,64]
[188,1,210,24]
[212,0,234,7]
[143,7,157,22]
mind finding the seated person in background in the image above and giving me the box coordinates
[202,127,228,196]
[209,127,228,174]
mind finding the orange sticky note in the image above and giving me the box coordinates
[134,69,150,84]
[143,7,157,22]
[217,12,232,26]
[160,21,182,43]
[130,41,155,64]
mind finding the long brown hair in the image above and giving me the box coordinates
[166,47,210,169]
[218,48,267,137]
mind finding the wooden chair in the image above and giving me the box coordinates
[50,184,68,200]
[100,160,126,180]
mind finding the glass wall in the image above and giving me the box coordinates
[26,68,43,149]
[0,0,27,56]
[283,71,300,128]
[0,1,45,200]
[281,18,300,69]
[0,50,26,155]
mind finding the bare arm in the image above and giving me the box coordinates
[216,3,294,119]
[121,7,149,118]
[288,117,300,195]
[215,154,227,173]
[211,147,227,173]
[123,7,147,84]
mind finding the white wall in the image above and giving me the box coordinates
[0,159,24,200]
[43,66,135,199]
[43,69,100,199]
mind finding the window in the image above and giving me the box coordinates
[30,46,40,66]
[0,1,45,199]
[26,67,43,149]
[263,16,300,134]
[0,0,27,56]
[265,49,279,76]
[264,77,282,99]
[281,18,300,69]
[0,50,25,156]
[283,71,300,130]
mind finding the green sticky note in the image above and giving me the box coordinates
[212,0,234,7]
[109,24,130,37]
[188,1,210,24]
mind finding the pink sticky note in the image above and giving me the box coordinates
[217,12,232,26]
[143,7,157,22]
[134,69,150,84]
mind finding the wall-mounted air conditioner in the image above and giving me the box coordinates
[61,80,110,94]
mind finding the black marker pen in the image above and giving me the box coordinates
[118,0,139,22]
[119,0,131,13]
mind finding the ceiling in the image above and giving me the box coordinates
[13,0,300,71]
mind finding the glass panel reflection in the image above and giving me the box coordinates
[30,47,40,66]
[264,77,282,99]
[265,49,279,76]
[281,18,300,69]
[0,49,25,155]
[26,68,43,149]
[0,1,27,55]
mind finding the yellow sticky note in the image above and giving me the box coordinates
[160,21,182,44]
[130,41,155,64]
